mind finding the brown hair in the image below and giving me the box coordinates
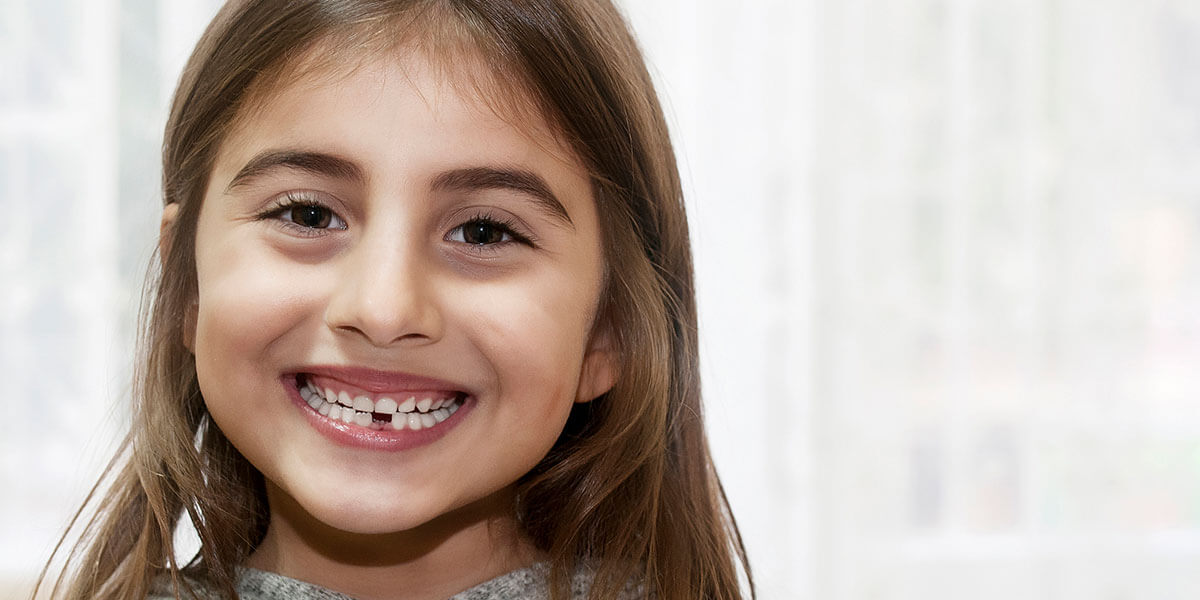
[37,1,753,599]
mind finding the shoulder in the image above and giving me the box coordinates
[451,562,647,600]
[146,572,215,600]
[147,568,353,600]
[148,563,645,600]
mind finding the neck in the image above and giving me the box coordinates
[246,482,541,600]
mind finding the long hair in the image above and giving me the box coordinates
[37,2,753,599]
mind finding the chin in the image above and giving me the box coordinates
[315,508,431,536]
[276,475,507,540]
[296,487,443,534]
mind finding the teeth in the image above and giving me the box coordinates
[301,387,321,408]
[353,396,374,412]
[376,397,397,413]
[301,379,463,432]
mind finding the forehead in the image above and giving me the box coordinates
[217,41,578,175]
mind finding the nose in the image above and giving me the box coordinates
[324,233,443,348]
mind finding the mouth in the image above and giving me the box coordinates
[292,372,467,432]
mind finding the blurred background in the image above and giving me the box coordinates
[3,0,1200,598]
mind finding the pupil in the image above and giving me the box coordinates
[465,222,501,244]
[296,206,328,228]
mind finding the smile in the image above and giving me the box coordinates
[295,373,466,432]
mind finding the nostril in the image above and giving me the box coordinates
[332,322,434,347]
[325,287,443,347]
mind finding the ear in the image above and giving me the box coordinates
[159,202,180,258]
[575,324,618,404]
[161,203,198,352]
[182,302,198,353]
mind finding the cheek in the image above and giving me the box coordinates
[454,268,599,396]
[192,235,316,375]
[191,236,324,461]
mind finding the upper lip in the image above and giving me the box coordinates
[297,365,471,395]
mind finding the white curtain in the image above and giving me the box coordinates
[3,1,1199,599]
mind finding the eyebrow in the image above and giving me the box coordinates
[226,150,366,191]
[431,166,574,228]
[225,150,573,227]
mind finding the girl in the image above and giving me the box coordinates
[39,1,752,599]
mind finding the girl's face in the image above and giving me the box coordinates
[189,49,614,540]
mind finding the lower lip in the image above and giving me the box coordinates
[283,376,473,451]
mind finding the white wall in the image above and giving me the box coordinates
[4,1,1199,599]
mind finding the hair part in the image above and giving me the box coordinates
[38,2,753,599]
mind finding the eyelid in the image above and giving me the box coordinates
[256,190,348,236]
[447,206,536,237]
[444,210,538,250]
[445,222,514,244]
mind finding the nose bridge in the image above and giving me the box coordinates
[327,223,441,347]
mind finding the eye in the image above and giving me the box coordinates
[285,204,336,229]
[447,216,531,247]
[259,193,347,233]
[451,219,511,245]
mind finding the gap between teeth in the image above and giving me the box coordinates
[299,380,461,431]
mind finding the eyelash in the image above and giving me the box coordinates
[446,212,536,252]
[256,192,346,238]
[256,194,537,251]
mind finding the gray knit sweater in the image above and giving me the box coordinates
[148,563,643,600]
